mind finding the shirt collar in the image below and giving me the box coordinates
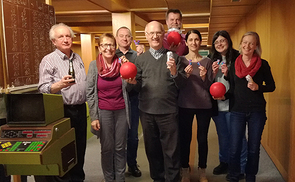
[116,47,132,55]
[55,49,74,61]
[149,47,166,59]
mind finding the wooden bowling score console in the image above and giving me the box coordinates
[0,94,77,177]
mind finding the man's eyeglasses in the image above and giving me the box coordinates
[214,38,226,45]
[100,44,116,49]
[146,31,163,37]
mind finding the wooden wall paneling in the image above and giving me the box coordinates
[210,6,253,16]
[0,47,4,88]
[81,34,96,74]
[230,17,247,50]
[209,16,242,24]
[267,0,291,180]
[231,0,292,180]
[253,0,290,180]
[255,0,271,146]
[0,2,6,89]
[71,44,82,60]
[245,12,257,34]
[285,0,295,181]
[1,0,55,88]
[209,23,239,29]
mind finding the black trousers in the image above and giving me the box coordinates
[178,107,212,169]
[140,110,180,182]
[35,103,87,182]
[0,164,11,182]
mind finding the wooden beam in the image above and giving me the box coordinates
[112,12,137,50]
[87,0,129,12]
[45,0,52,5]
[81,34,96,74]
[134,14,148,28]
[71,26,112,34]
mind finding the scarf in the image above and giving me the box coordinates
[96,53,120,78]
[235,54,262,78]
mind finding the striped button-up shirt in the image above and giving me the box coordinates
[38,49,86,105]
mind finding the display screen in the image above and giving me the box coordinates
[6,94,45,124]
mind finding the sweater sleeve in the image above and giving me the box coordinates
[202,58,214,90]
[259,60,276,93]
[131,54,143,92]
[172,54,187,89]
[224,60,235,101]
[86,61,99,122]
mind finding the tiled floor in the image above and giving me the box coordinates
[25,120,285,182]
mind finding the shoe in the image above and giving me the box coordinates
[180,167,190,182]
[226,173,245,181]
[213,162,228,175]
[198,168,208,182]
[128,165,142,177]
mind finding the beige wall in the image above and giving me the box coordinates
[230,0,295,181]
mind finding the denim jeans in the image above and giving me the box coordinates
[229,111,266,182]
[213,111,247,173]
[127,94,140,167]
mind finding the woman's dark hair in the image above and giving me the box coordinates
[210,30,235,66]
[185,29,202,42]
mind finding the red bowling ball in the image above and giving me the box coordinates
[120,62,137,79]
[167,31,181,46]
[210,82,226,98]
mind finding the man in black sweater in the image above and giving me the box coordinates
[128,21,187,182]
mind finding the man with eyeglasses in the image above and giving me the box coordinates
[115,26,142,178]
[37,23,87,182]
[127,21,187,182]
[164,9,188,56]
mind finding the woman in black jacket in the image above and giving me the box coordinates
[226,32,275,182]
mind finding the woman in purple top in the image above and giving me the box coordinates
[86,33,130,182]
[178,29,214,182]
